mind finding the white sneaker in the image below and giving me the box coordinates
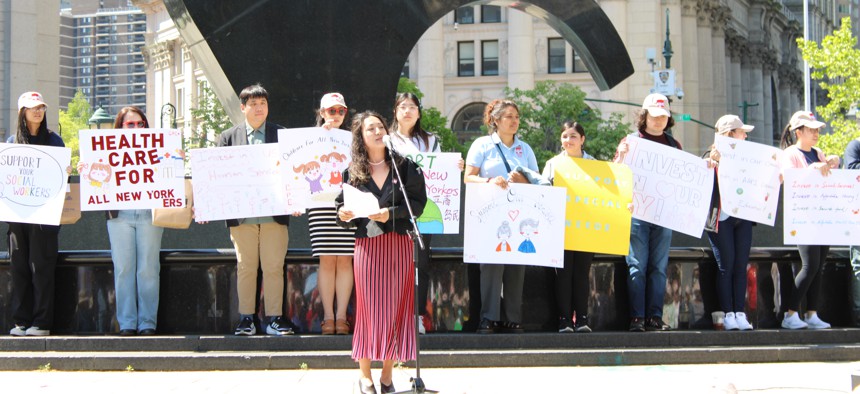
[804,312,831,330]
[9,325,26,336]
[25,326,49,336]
[418,315,426,335]
[781,312,808,329]
[723,312,739,331]
[735,312,754,330]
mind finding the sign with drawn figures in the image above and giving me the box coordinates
[278,127,351,211]
[190,143,288,222]
[0,143,71,225]
[783,168,860,245]
[552,157,633,255]
[463,183,565,268]
[713,135,782,226]
[621,136,714,237]
[79,129,185,211]
[402,152,461,234]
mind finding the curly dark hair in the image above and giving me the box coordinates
[348,111,402,186]
[634,108,675,133]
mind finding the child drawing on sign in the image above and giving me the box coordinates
[321,152,347,187]
[496,221,512,252]
[79,160,112,190]
[517,218,539,253]
[293,161,323,193]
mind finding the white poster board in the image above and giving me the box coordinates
[713,135,782,226]
[783,168,860,245]
[190,143,288,222]
[278,127,351,211]
[0,143,71,225]
[402,152,461,234]
[621,136,714,237]
[79,129,185,211]
[463,183,565,268]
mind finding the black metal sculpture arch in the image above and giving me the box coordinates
[164,0,633,128]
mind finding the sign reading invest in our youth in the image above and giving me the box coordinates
[402,152,461,234]
[0,143,71,225]
[621,136,714,237]
[783,168,860,246]
[463,183,565,268]
[552,157,632,255]
[713,135,782,226]
[190,143,288,222]
[278,127,352,211]
[79,129,185,211]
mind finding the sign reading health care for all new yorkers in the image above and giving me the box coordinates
[0,143,71,225]
[621,135,714,237]
[278,127,351,212]
[783,168,860,245]
[79,128,185,211]
[713,135,782,226]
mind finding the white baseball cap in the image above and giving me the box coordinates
[715,115,754,134]
[789,111,826,130]
[18,91,47,111]
[320,92,347,109]
[642,93,670,117]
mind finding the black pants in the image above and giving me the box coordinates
[757,262,794,318]
[555,250,594,319]
[788,245,828,312]
[8,222,60,329]
[416,234,432,316]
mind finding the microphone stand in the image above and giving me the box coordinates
[387,147,436,394]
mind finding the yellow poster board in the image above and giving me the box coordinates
[553,157,633,255]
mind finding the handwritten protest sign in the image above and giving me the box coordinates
[621,136,714,237]
[713,135,782,226]
[464,183,565,268]
[783,168,860,245]
[552,157,632,255]
[278,127,351,211]
[79,129,185,211]
[400,152,461,234]
[0,143,71,225]
[190,143,288,222]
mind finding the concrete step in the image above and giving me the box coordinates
[1,329,858,371]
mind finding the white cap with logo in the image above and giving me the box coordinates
[18,91,47,111]
[642,93,670,117]
[714,115,754,134]
[789,111,826,130]
[320,93,347,109]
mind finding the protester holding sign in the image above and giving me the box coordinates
[464,99,538,334]
[778,111,840,330]
[389,92,464,335]
[541,121,596,333]
[218,84,293,336]
[7,92,66,336]
[844,137,860,328]
[335,111,426,394]
[306,93,355,336]
[613,93,681,332]
[704,115,755,331]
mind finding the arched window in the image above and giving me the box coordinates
[451,102,486,144]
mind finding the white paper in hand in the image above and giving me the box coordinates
[343,183,380,220]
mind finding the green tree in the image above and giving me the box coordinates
[58,90,92,173]
[797,16,860,157]
[189,82,231,148]
[397,77,466,155]
[505,81,630,166]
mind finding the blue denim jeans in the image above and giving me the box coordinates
[706,217,753,313]
[851,246,860,319]
[626,218,672,318]
[107,210,164,331]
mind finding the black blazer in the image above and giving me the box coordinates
[335,150,427,238]
[217,121,290,228]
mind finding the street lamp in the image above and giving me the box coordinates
[87,106,114,129]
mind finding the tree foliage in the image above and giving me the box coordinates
[58,90,92,173]
[397,77,466,155]
[797,17,860,157]
[505,81,630,167]
[189,82,232,148]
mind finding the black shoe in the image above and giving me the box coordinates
[138,328,156,336]
[574,315,592,333]
[558,316,574,333]
[645,316,671,331]
[498,321,524,333]
[757,314,780,329]
[476,318,495,334]
[629,317,645,332]
[265,316,294,336]
[119,329,137,336]
[689,315,713,330]
[234,316,256,336]
[380,380,395,393]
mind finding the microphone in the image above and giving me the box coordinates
[382,134,395,151]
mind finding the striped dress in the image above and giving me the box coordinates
[351,232,416,362]
[307,206,355,256]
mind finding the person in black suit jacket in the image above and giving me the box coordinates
[218,84,293,336]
